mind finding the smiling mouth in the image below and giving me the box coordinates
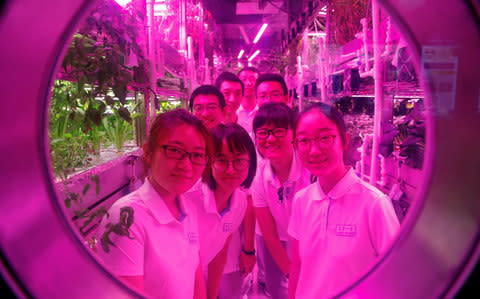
[309,158,327,165]
[265,145,281,150]
[172,174,193,180]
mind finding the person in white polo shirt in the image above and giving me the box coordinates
[96,109,212,299]
[251,103,313,299]
[288,103,400,299]
[237,67,260,136]
[185,123,257,299]
[214,71,244,125]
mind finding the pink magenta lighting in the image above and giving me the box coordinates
[114,0,132,7]
[253,23,268,44]
[248,49,260,61]
[237,49,245,59]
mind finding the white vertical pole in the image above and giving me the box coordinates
[360,18,370,73]
[318,36,327,103]
[297,55,303,111]
[205,58,210,84]
[187,36,194,88]
[148,0,157,118]
[370,0,383,185]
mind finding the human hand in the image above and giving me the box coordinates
[239,251,256,277]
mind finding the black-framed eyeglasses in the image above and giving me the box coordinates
[213,158,250,172]
[257,91,285,101]
[161,145,209,165]
[255,128,289,140]
[294,135,337,151]
[192,103,220,113]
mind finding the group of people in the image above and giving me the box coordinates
[96,67,400,299]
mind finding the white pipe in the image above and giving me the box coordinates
[341,52,357,60]
[382,16,392,57]
[359,69,374,78]
[147,0,156,122]
[370,0,383,185]
[360,18,370,73]
[330,69,344,76]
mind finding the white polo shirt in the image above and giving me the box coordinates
[251,152,312,242]
[288,168,400,299]
[96,180,200,299]
[185,182,248,272]
[237,104,258,137]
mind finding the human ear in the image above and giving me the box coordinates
[344,132,351,151]
[142,142,151,165]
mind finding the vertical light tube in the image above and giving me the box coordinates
[237,49,245,59]
[370,0,383,185]
[253,23,268,44]
[187,36,192,60]
[297,55,303,111]
[248,50,260,61]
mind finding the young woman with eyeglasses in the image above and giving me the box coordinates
[184,123,257,299]
[96,109,212,299]
[287,103,399,299]
[250,102,313,299]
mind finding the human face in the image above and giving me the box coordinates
[238,70,258,97]
[192,94,223,129]
[147,124,207,198]
[294,109,347,181]
[255,123,293,161]
[256,81,288,106]
[212,141,250,193]
[220,81,242,115]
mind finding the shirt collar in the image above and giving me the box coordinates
[266,151,304,186]
[237,104,258,116]
[201,183,218,214]
[201,183,237,218]
[140,179,188,224]
[313,168,358,201]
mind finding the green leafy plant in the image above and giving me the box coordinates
[103,110,133,152]
[88,124,105,155]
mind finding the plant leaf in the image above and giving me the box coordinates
[117,107,132,123]
[82,183,91,195]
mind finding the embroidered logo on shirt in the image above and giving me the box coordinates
[187,232,198,244]
[335,224,357,237]
[223,222,233,232]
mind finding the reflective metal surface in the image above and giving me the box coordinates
[0,0,479,298]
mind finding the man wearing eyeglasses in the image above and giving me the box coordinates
[255,73,290,107]
[189,85,226,130]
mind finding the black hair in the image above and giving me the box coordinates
[252,102,296,133]
[293,102,347,145]
[255,73,288,96]
[238,66,260,77]
[204,123,257,190]
[214,71,245,95]
[188,85,226,111]
[144,108,213,172]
